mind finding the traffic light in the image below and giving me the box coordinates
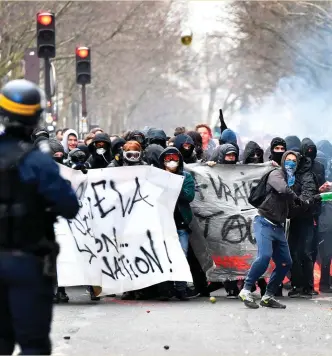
[36,12,55,58]
[76,46,91,85]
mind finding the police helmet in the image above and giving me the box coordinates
[0,79,46,128]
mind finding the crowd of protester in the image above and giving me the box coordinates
[32,110,332,306]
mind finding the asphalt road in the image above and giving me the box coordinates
[44,287,332,356]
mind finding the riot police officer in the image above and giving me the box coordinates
[0,79,79,355]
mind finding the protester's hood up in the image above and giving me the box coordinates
[61,129,78,153]
[316,150,327,169]
[88,133,112,162]
[186,131,202,148]
[317,140,332,158]
[147,128,167,144]
[209,143,238,164]
[242,141,264,164]
[49,138,64,155]
[219,129,237,145]
[159,147,184,174]
[281,150,301,173]
[128,130,145,141]
[301,137,317,160]
[144,143,164,168]
[78,144,90,160]
[111,137,126,155]
[173,134,195,150]
[285,135,301,152]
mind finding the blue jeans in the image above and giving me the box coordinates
[0,251,54,355]
[244,216,292,296]
[175,229,189,292]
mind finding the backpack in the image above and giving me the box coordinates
[248,168,277,208]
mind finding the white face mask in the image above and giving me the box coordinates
[165,160,179,169]
[96,148,106,155]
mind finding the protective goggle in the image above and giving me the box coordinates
[164,153,180,162]
[123,151,141,161]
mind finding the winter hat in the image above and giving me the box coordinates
[219,129,237,145]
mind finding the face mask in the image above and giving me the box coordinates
[53,156,63,164]
[271,151,284,165]
[247,157,261,164]
[96,148,106,155]
[223,160,236,165]
[180,146,193,158]
[284,160,296,186]
[165,160,179,169]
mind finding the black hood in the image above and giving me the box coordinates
[186,130,203,159]
[144,143,164,168]
[317,140,332,158]
[127,130,146,148]
[301,137,317,161]
[111,137,126,155]
[174,134,195,149]
[78,144,89,158]
[88,133,112,164]
[242,141,264,164]
[316,150,327,169]
[49,138,64,155]
[147,128,167,147]
[159,147,184,174]
[209,143,238,164]
[285,136,301,152]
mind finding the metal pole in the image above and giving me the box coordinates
[81,84,87,139]
[44,57,52,115]
[81,84,87,117]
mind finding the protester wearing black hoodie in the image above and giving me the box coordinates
[174,134,197,164]
[269,137,287,166]
[288,141,320,298]
[301,138,325,187]
[317,140,332,181]
[143,144,164,168]
[186,131,204,160]
[147,128,167,148]
[242,141,264,164]
[87,133,112,169]
[159,147,195,300]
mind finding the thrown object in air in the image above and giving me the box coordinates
[181,29,193,45]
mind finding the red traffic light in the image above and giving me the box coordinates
[37,12,53,26]
[76,47,89,58]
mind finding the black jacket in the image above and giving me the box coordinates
[288,155,318,219]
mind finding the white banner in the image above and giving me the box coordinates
[55,165,192,294]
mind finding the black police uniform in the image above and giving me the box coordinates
[0,80,79,355]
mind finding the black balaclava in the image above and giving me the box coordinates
[270,137,286,165]
[301,138,317,162]
[186,130,203,160]
[49,138,65,164]
[173,134,195,162]
[243,141,264,164]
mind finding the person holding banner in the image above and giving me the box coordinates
[239,151,321,309]
[159,147,195,300]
